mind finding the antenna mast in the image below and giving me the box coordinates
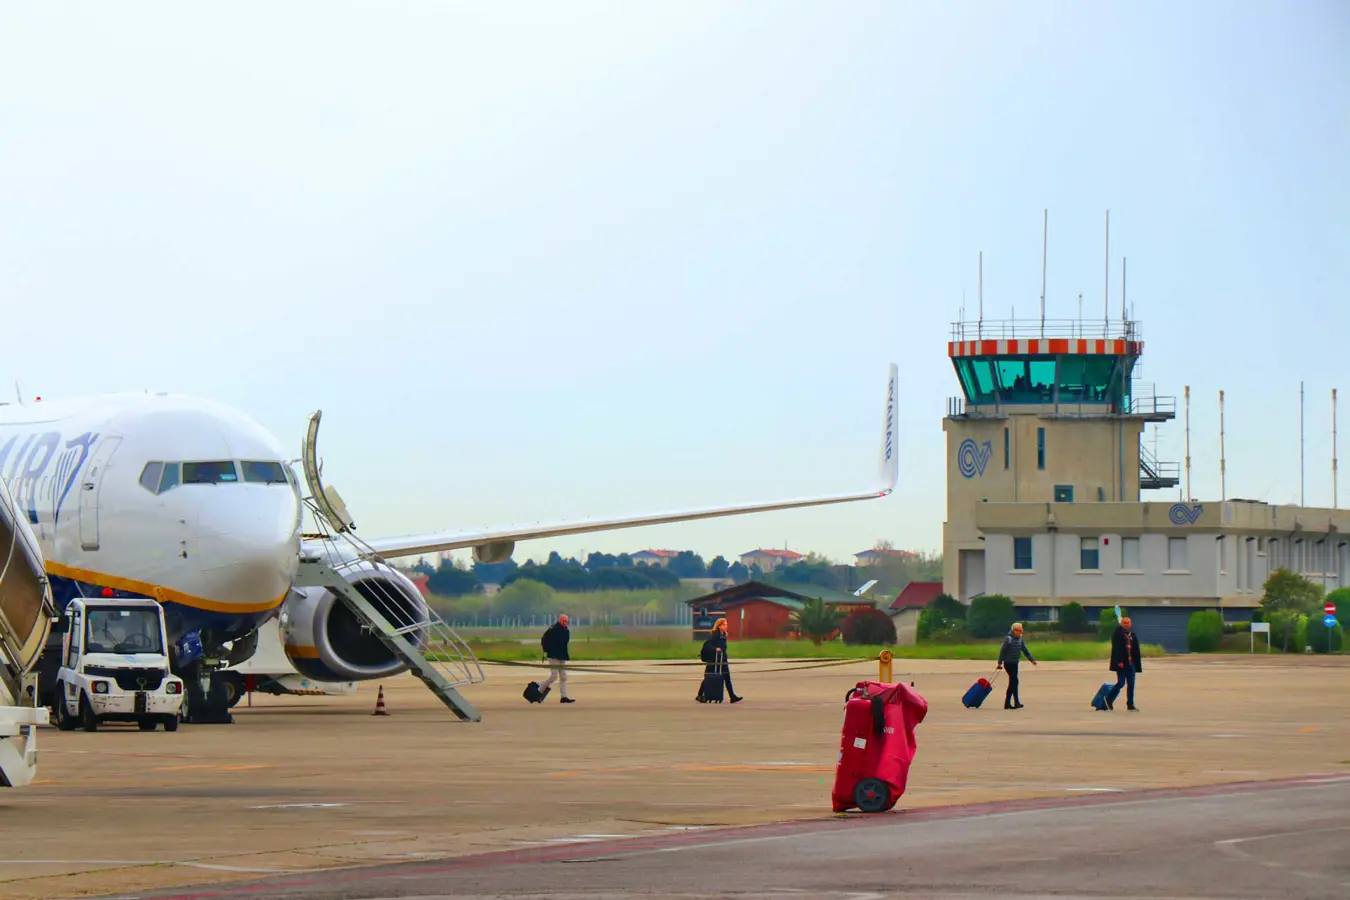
[1219,390,1226,501]
[978,251,984,339]
[1300,381,1306,506]
[1040,209,1048,337]
[1185,386,1192,502]
[1103,209,1110,327]
[1334,388,1339,509]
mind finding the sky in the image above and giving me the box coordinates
[1,2,1347,567]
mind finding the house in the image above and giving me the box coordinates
[685,580,875,642]
[887,581,943,646]
[630,549,679,568]
[853,548,919,566]
[738,548,804,572]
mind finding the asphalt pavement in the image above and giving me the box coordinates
[99,774,1350,900]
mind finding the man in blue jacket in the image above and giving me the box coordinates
[1106,616,1142,711]
[996,622,1037,709]
[539,614,575,704]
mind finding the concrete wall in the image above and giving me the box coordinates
[890,608,920,646]
[942,412,1145,600]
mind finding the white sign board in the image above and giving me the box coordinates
[1250,621,1271,652]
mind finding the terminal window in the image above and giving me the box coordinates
[1037,427,1046,469]
[1014,537,1033,570]
[1121,537,1141,570]
[1167,537,1189,571]
[1080,537,1100,570]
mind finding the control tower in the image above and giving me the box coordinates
[942,317,1178,600]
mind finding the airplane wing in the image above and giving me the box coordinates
[341,362,899,561]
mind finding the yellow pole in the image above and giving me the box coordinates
[878,650,893,683]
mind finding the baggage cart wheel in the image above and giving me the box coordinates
[855,778,890,813]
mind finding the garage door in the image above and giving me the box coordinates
[1126,607,1199,654]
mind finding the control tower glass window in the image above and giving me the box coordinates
[953,359,1000,405]
[1058,356,1126,406]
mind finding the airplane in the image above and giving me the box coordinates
[0,363,898,723]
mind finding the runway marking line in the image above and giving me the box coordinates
[105,772,1350,900]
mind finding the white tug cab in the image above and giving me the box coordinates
[52,597,184,732]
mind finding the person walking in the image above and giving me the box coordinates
[1106,615,1142,711]
[697,618,742,704]
[996,622,1037,709]
[539,614,575,704]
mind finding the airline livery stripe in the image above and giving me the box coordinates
[44,561,288,615]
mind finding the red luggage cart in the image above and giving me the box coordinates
[831,680,928,813]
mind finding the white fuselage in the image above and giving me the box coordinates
[0,393,302,653]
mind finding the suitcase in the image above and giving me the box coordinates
[697,651,725,703]
[962,672,998,709]
[523,681,549,704]
[1091,682,1113,711]
[832,681,929,813]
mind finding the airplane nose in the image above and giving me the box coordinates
[196,490,300,611]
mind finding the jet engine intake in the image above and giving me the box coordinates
[472,540,514,565]
[278,563,430,683]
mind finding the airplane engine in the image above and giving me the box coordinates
[472,540,514,565]
[277,562,430,683]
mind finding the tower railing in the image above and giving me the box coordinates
[950,318,1140,343]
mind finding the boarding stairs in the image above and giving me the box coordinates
[0,474,56,786]
[291,411,486,722]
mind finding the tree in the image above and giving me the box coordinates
[667,551,708,579]
[707,555,731,578]
[917,592,966,641]
[1098,608,1124,641]
[472,558,518,585]
[493,579,556,620]
[1325,587,1350,625]
[426,560,483,597]
[1260,568,1323,651]
[772,560,847,591]
[840,607,897,645]
[966,594,1016,639]
[789,598,844,646]
[1186,610,1224,652]
[1059,601,1088,634]
[727,561,750,583]
[1305,615,1344,654]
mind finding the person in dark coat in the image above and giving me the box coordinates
[1105,616,1142,711]
[538,614,575,703]
[996,622,1037,709]
[697,618,742,703]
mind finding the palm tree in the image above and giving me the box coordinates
[789,598,845,646]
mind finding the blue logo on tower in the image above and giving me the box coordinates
[1169,502,1204,525]
[957,438,994,479]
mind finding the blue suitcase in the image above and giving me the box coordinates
[962,673,997,709]
[1091,682,1113,711]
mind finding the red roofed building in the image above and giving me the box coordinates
[887,580,944,646]
[739,548,804,572]
[630,550,680,568]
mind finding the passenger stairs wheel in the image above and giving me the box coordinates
[854,778,890,813]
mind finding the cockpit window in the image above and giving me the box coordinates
[182,461,239,484]
[159,462,180,493]
[139,462,164,493]
[241,461,288,484]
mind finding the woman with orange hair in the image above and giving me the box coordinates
[696,618,743,704]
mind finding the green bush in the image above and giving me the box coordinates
[1187,610,1224,652]
[1059,601,1089,633]
[1222,620,1252,634]
[1305,616,1344,653]
[917,593,967,641]
[1098,608,1123,641]
[967,594,1016,639]
[1327,587,1350,627]
[840,607,897,646]
[1293,614,1309,653]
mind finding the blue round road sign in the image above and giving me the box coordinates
[1324,614,1339,628]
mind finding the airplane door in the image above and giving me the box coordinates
[78,436,123,552]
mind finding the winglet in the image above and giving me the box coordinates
[878,362,899,494]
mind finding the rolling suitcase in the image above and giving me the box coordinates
[1091,682,1113,711]
[523,681,550,704]
[697,650,725,703]
[962,671,998,709]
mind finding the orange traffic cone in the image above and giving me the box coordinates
[372,684,389,716]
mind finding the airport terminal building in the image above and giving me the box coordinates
[940,317,1348,651]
